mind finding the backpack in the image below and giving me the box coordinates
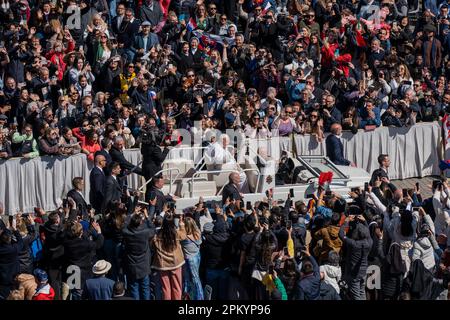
[30,237,43,263]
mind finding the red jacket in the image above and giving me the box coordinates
[32,284,55,300]
[72,127,101,161]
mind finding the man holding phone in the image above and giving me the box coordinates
[369,154,395,191]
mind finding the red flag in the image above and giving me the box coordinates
[319,171,333,187]
[355,29,367,47]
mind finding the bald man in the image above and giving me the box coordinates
[89,154,107,212]
[222,172,243,204]
[325,123,352,166]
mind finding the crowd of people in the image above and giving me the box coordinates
[1,153,450,300]
[1,0,450,301]
[0,0,450,161]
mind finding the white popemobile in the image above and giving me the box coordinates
[136,142,371,210]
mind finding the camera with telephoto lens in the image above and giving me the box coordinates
[140,125,162,146]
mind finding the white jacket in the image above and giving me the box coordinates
[412,237,436,271]
[432,190,450,235]
[320,264,341,294]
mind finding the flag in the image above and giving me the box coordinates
[187,18,197,32]
[261,2,272,15]
[355,29,367,47]
[192,30,236,59]
[149,91,157,100]
[318,171,333,187]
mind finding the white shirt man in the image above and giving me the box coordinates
[205,134,247,191]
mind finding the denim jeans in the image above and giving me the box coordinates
[70,288,82,300]
[128,275,150,300]
[205,268,229,300]
[103,239,123,281]
[348,277,366,300]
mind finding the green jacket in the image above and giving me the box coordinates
[12,132,40,158]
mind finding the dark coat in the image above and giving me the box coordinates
[369,168,389,186]
[0,231,23,287]
[326,134,350,166]
[222,182,242,204]
[109,146,143,176]
[41,220,65,268]
[200,219,230,270]
[295,255,321,300]
[138,3,164,27]
[102,176,123,213]
[63,233,104,285]
[67,189,89,217]
[339,222,373,279]
[319,281,341,300]
[89,166,106,212]
[121,220,155,280]
[141,144,170,181]
[18,225,37,274]
[146,185,172,213]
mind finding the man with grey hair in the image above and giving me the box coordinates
[325,123,353,166]
[206,133,247,191]
[109,136,143,177]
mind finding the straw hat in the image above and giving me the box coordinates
[92,260,112,275]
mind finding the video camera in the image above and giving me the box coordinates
[140,125,162,146]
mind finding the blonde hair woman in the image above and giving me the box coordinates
[84,13,109,40]
[181,217,204,300]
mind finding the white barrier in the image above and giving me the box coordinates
[0,122,442,214]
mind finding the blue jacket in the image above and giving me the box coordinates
[295,255,320,300]
[325,134,351,166]
[359,107,381,128]
[323,107,342,132]
[132,33,160,53]
[83,276,115,300]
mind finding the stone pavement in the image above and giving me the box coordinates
[391,175,442,199]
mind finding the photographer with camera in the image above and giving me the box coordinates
[338,212,372,300]
[140,125,171,201]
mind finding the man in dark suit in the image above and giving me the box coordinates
[111,3,126,36]
[146,175,174,214]
[222,172,243,204]
[67,177,89,217]
[94,138,113,174]
[102,162,123,213]
[189,37,204,72]
[326,124,352,166]
[110,136,143,177]
[116,8,140,61]
[138,0,164,32]
[369,154,397,193]
[89,155,107,212]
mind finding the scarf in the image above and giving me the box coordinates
[95,43,104,64]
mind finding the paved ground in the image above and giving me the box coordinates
[391,175,442,199]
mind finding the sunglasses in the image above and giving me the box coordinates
[187,74,195,77]
[209,7,217,10]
